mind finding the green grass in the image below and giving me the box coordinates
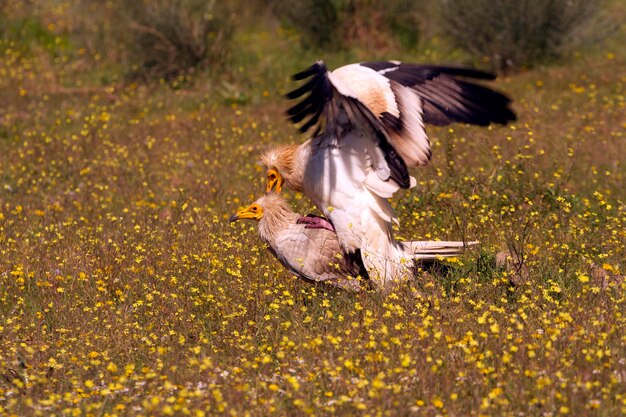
[1,3,625,417]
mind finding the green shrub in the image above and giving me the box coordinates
[117,0,234,80]
[339,0,424,51]
[385,0,424,49]
[271,0,339,49]
[439,0,608,71]
[268,0,424,51]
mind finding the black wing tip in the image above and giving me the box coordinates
[375,131,411,189]
[427,65,497,80]
[496,107,518,124]
[360,61,400,72]
[285,60,333,134]
[380,111,402,132]
[421,76,518,126]
[366,61,497,80]
[292,60,327,81]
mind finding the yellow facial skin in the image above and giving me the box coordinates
[229,203,264,223]
[266,168,284,193]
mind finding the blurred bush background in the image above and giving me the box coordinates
[1,0,620,85]
[439,0,614,71]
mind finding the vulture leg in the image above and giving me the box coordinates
[297,214,335,232]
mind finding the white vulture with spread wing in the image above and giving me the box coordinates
[229,193,473,291]
[261,60,516,290]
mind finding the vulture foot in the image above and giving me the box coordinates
[297,214,335,232]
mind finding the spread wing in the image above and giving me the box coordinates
[286,60,516,187]
[272,222,366,291]
[357,62,516,126]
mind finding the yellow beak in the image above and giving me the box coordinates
[229,204,263,223]
[266,169,284,194]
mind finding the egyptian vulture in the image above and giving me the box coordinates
[229,193,474,292]
[261,60,516,290]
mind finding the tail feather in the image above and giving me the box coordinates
[359,238,478,291]
[403,240,478,259]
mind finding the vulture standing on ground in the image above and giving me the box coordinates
[229,193,472,291]
[261,60,516,290]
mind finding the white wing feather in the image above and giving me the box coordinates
[304,132,415,288]
[329,64,399,118]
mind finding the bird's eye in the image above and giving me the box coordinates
[251,206,257,211]
[268,173,276,181]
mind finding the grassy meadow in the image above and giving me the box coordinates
[1,2,625,416]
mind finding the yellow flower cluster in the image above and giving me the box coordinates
[1,1,625,415]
